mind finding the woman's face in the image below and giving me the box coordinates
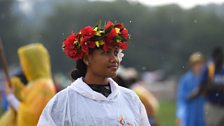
[87,47,122,78]
[192,61,204,75]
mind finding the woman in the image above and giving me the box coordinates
[0,43,56,126]
[38,21,150,126]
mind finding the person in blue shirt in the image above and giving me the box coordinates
[190,47,224,126]
[176,52,205,126]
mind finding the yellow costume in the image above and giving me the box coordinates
[132,83,159,126]
[0,43,56,126]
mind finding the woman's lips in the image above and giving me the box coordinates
[108,65,118,70]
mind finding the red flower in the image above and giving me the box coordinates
[104,28,117,44]
[73,51,84,60]
[81,41,96,54]
[114,23,123,29]
[120,28,129,40]
[64,46,76,59]
[80,26,95,36]
[67,33,76,41]
[105,20,114,30]
[63,40,72,49]
[118,42,128,50]
[63,33,81,60]
[79,26,96,45]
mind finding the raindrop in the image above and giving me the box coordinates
[193,19,198,24]
[129,20,132,23]
[182,66,185,69]
[61,33,65,36]
[141,66,147,71]
[216,93,219,97]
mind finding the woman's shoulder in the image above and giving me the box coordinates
[118,86,140,100]
[43,87,72,112]
[53,86,74,100]
[119,86,134,93]
[109,78,137,97]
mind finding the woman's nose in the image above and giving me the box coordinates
[109,53,119,63]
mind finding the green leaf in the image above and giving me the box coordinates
[105,25,113,34]
[94,20,102,30]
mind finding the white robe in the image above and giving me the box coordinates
[38,77,150,126]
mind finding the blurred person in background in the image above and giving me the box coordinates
[189,47,224,126]
[0,43,56,126]
[114,66,159,126]
[1,68,28,112]
[38,21,150,126]
[176,52,205,126]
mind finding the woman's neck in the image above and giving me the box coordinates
[84,73,108,85]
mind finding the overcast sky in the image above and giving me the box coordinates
[16,0,224,16]
[135,0,224,8]
[92,0,224,8]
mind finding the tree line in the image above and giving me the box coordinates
[1,0,224,77]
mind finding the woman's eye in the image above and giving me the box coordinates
[114,50,118,56]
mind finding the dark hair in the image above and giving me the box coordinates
[15,71,28,85]
[70,48,97,80]
[212,47,223,65]
[71,60,87,80]
[13,68,28,85]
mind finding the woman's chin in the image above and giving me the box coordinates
[106,72,117,78]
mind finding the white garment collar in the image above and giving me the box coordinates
[69,77,120,101]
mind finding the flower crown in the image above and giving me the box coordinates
[62,20,129,60]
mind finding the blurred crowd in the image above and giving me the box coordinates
[176,47,224,126]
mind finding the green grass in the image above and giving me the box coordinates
[157,100,176,126]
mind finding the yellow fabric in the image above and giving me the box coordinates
[18,43,52,81]
[132,85,159,117]
[208,63,224,82]
[18,79,55,126]
[0,108,17,126]
[208,63,215,82]
[0,77,24,126]
[0,43,56,126]
[11,77,26,101]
